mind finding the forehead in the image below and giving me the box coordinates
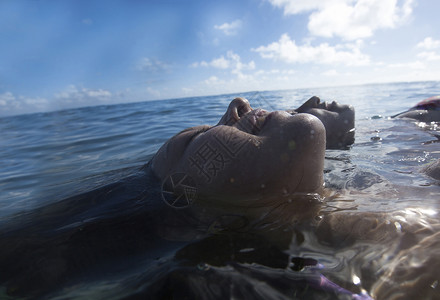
[307,108,340,117]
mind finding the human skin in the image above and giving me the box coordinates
[395,110,440,122]
[288,96,355,149]
[371,231,440,300]
[316,210,440,300]
[422,159,440,181]
[2,97,436,299]
[392,96,440,122]
[151,97,326,212]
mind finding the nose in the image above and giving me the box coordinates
[217,98,253,126]
[310,96,321,106]
[296,96,321,112]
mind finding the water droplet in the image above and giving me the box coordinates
[352,274,361,285]
[394,221,402,233]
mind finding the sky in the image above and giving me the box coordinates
[1,0,440,116]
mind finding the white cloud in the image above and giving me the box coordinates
[24,97,49,107]
[192,51,256,78]
[146,87,161,98]
[268,0,414,40]
[197,66,300,95]
[253,33,370,66]
[322,69,339,76]
[417,51,440,61]
[268,0,322,14]
[0,92,15,107]
[54,85,112,105]
[417,37,440,50]
[214,20,243,36]
[0,86,128,116]
[0,92,49,116]
[211,56,231,69]
[254,69,295,77]
[181,87,193,95]
[136,58,170,72]
[387,61,426,69]
[415,37,440,62]
[204,76,225,86]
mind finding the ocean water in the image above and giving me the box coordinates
[0,81,439,299]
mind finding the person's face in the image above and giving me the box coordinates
[295,96,355,149]
[152,98,326,209]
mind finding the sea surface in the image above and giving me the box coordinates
[0,81,439,299]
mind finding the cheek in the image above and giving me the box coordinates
[181,130,261,181]
[307,110,335,127]
[338,111,355,127]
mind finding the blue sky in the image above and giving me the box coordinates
[1,0,440,116]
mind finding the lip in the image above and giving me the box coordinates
[259,112,273,131]
[327,101,337,110]
[317,101,328,109]
[253,109,270,133]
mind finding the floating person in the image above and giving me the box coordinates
[422,158,440,181]
[286,96,355,149]
[390,95,440,181]
[391,95,440,122]
[152,97,326,213]
[0,97,372,299]
[0,97,329,298]
[3,97,437,299]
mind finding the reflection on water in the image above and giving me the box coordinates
[0,81,439,299]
